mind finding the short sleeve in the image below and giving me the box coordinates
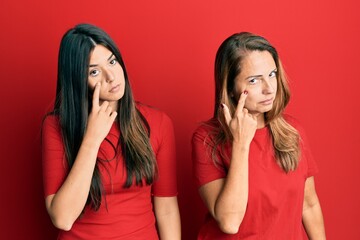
[42,115,68,197]
[299,126,319,178]
[285,115,319,178]
[151,113,178,196]
[192,126,227,188]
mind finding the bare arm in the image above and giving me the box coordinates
[199,92,257,234]
[45,83,117,231]
[154,196,181,240]
[302,177,326,239]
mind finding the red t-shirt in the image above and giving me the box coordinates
[42,104,177,240]
[192,116,318,240]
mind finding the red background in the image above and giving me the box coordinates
[1,0,359,239]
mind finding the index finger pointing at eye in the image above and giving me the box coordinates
[92,82,100,107]
[236,90,248,112]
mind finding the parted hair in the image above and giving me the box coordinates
[211,32,300,172]
[51,23,157,210]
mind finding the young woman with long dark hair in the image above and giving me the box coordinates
[42,23,180,239]
[192,32,325,239]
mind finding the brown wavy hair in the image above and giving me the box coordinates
[211,32,300,172]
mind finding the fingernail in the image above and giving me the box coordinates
[243,90,248,95]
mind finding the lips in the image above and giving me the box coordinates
[109,84,120,93]
[259,97,274,105]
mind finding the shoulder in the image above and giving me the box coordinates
[41,114,64,147]
[282,114,312,153]
[137,102,168,120]
[136,102,173,131]
[42,114,61,132]
[193,118,216,133]
[192,118,219,143]
[283,113,300,126]
[283,114,306,135]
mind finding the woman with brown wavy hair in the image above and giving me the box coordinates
[192,32,325,239]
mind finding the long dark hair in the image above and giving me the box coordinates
[52,23,157,210]
[212,32,300,172]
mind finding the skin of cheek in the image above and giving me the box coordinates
[88,77,99,91]
[87,80,108,104]
[243,87,267,116]
[244,92,257,112]
[234,82,258,112]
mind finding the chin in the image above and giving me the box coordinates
[258,105,273,113]
[115,92,125,100]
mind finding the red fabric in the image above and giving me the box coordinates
[192,116,318,240]
[42,104,177,240]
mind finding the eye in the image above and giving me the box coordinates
[109,58,117,65]
[89,69,100,77]
[248,78,258,85]
[269,70,277,78]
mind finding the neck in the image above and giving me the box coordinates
[253,113,266,128]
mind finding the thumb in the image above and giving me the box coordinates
[221,103,232,126]
[110,111,118,122]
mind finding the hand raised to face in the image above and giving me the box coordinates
[84,82,118,146]
[222,91,257,146]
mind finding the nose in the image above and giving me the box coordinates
[262,78,275,94]
[105,68,115,83]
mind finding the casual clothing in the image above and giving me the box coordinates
[42,104,177,240]
[192,116,318,240]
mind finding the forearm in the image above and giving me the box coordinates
[214,143,249,233]
[154,197,181,240]
[47,139,100,230]
[156,211,181,240]
[302,177,326,239]
[303,202,326,240]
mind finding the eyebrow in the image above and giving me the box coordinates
[245,74,262,80]
[245,68,277,80]
[89,53,114,67]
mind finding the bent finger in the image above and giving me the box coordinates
[105,105,113,115]
[110,111,118,121]
[100,101,109,111]
[222,103,232,126]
